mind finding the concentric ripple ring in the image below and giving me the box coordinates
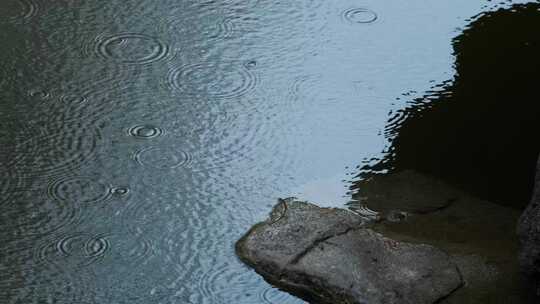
[167,62,257,99]
[36,233,111,268]
[197,262,258,303]
[260,286,305,304]
[127,125,164,139]
[59,93,88,105]
[342,8,378,24]
[48,176,113,204]
[95,33,170,65]
[134,146,192,169]
[6,0,39,22]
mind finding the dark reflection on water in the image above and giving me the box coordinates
[356,2,540,209]
[0,0,536,303]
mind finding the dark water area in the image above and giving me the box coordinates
[0,0,538,303]
[356,2,540,209]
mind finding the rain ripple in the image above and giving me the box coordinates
[260,287,306,304]
[287,74,322,110]
[59,93,87,105]
[40,92,95,123]
[90,33,170,65]
[133,146,193,169]
[35,233,111,269]
[167,61,258,99]
[342,8,378,24]
[113,234,155,267]
[47,176,113,204]
[127,124,164,139]
[4,0,39,23]
[33,82,125,123]
[111,186,130,196]
[196,261,261,303]
[28,89,51,100]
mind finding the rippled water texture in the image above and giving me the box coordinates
[0,0,536,303]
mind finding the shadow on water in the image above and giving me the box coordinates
[348,3,540,303]
[354,2,540,209]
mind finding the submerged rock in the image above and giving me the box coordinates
[236,201,462,304]
[361,171,531,303]
[349,170,460,218]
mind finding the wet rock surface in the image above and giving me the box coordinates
[236,201,463,304]
[236,200,367,275]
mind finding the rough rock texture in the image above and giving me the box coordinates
[236,201,463,304]
[518,157,540,283]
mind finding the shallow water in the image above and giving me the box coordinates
[0,0,536,303]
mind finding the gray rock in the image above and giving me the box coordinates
[518,157,540,281]
[236,200,463,304]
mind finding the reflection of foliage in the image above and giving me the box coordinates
[357,3,540,208]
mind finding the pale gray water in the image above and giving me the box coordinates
[0,0,535,303]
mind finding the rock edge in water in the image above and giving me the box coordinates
[236,200,463,304]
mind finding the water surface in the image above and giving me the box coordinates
[0,0,536,303]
